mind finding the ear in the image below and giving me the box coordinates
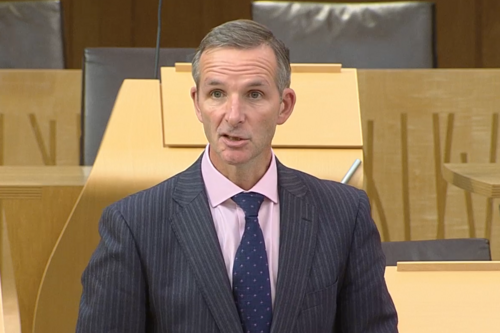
[277,88,296,125]
[190,86,203,122]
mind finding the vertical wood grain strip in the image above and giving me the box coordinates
[50,120,57,165]
[475,0,484,67]
[400,113,411,240]
[365,121,374,209]
[485,112,498,238]
[0,114,4,165]
[485,199,494,239]
[0,200,3,268]
[28,114,51,165]
[364,120,390,241]
[489,113,498,163]
[460,152,476,237]
[444,114,455,164]
[433,113,454,239]
[76,113,81,149]
[49,120,57,165]
[432,113,444,238]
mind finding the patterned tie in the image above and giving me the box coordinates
[232,192,273,333]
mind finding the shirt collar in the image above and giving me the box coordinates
[201,144,279,207]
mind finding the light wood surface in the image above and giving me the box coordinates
[0,166,89,333]
[0,70,81,166]
[0,217,21,333]
[442,163,500,198]
[162,66,362,148]
[385,263,500,333]
[0,166,91,187]
[358,69,500,259]
[397,261,500,272]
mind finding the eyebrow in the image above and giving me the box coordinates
[247,81,269,88]
[204,79,270,88]
[205,79,223,86]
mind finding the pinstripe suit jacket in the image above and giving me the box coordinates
[77,157,398,333]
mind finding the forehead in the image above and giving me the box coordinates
[198,46,278,84]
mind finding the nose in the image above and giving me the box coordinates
[225,94,244,127]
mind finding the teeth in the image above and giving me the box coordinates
[228,136,241,141]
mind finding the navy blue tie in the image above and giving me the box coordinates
[232,192,272,333]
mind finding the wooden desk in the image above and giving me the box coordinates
[385,262,500,333]
[442,163,500,198]
[0,166,90,333]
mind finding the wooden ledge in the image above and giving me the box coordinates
[397,261,500,272]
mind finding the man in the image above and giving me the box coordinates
[77,19,398,333]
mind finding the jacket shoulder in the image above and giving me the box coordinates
[283,166,366,204]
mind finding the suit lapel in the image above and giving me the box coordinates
[170,158,243,333]
[271,162,318,333]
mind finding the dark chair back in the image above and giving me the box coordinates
[252,1,436,68]
[381,238,492,266]
[81,47,195,165]
[0,1,65,68]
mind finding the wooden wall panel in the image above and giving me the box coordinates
[99,0,134,46]
[0,166,89,333]
[481,0,500,67]
[357,69,500,259]
[3,187,83,333]
[432,0,478,68]
[132,0,203,48]
[130,0,161,47]
[0,70,81,166]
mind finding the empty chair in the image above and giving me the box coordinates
[252,1,436,68]
[0,1,65,68]
[381,238,492,266]
[81,47,195,165]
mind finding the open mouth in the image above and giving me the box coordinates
[224,135,243,141]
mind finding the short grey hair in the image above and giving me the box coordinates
[191,19,291,93]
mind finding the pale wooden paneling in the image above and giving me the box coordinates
[0,166,89,333]
[0,214,21,333]
[358,69,500,259]
[0,70,81,165]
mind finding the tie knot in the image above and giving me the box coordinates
[232,192,265,218]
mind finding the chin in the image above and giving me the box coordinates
[220,152,252,166]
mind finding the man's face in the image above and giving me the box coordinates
[191,45,295,175]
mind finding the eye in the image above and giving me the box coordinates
[210,90,224,98]
[249,91,262,99]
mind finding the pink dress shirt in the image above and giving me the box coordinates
[201,146,280,303]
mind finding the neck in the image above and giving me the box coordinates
[210,151,272,191]
[225,169,266,191]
